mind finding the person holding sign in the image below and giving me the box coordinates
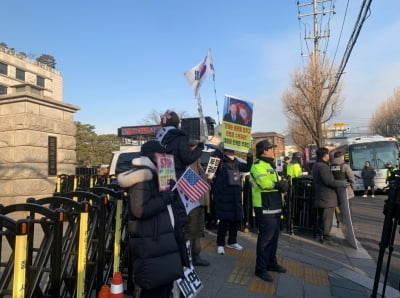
[212,144,253,255]
[156,110,204,179]
[117,140,189,298]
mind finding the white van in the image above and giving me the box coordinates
[108,147,141,176]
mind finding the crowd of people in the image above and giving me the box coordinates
[115,109,391,297]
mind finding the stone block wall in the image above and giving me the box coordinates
[0,94,79,205]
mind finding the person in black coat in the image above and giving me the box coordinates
[156,110,205,179]
[212,146,252,255]
[361,161,376,197]
[312,147,348,246]
[117,140,188,298]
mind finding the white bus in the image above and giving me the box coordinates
[330,136,399,192]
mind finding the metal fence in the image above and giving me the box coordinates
[0,176,127,298]
[1,173,317,297]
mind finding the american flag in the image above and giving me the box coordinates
[176,167,210,202]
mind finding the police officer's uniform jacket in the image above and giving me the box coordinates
[287,162,302,179]
[250,156,282,215]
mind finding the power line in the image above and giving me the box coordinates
[328,0,373,101]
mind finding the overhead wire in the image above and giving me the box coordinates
[328,0,373,101]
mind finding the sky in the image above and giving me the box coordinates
[2,1,400,136]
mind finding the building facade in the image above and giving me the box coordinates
[0,48,79,204]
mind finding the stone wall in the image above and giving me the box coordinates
[0,93,79,205]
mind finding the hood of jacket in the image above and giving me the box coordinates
[117,156,156,188]
[157,126,185,146]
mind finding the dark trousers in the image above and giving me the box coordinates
[140,283,173,298]
[317,207,335,239]
[254,208,280,273]
[364,185,375,196]
[217,219,240,246]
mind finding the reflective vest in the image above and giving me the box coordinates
[287,163,302,178]
[250,159,282,211]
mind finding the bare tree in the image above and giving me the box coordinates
[286,117,314,153]
[282,55,343,147]
[370,88,400,137]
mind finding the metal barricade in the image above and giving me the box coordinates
[62,191,110,296]
[0,203,64,297]
[26,196,90,298]
[0,215,29,298]
[289,176,316,231]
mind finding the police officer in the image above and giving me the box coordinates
[385,162,398,183]
[287,152,302,179]
[250,140,288,282]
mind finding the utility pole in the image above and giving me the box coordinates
[297,0,335,65]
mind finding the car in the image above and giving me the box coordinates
[108,146,141,176]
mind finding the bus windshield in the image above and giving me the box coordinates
[349,141,398,170]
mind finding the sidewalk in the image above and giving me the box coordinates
[194,226,400,298]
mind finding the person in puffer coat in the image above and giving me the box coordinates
[156,110,204,179]
[212,146,252,255]
[117,140,188,298]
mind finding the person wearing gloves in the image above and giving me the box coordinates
[156,110,204,179]
[117,140,189,298]
[313,147,349,246]
[250,140,289,283]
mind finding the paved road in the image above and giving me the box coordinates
[351,194,400,291]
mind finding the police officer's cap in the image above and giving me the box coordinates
[256,140,277,152]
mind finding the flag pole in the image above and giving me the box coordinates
[197,93,208,143]
[212,73,221,126]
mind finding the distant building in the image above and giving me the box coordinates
[251,132,285,160]
[0,47,79,204]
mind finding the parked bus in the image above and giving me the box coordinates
[330,136,399,192]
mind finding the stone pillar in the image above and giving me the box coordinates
[0,90,79,205]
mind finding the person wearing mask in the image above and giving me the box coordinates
[361,161,376,198]
[184,140,211,267]
[312,147,349,246]
[223,103,245,125]
[212,145,252,255]
[250,140,289,282]
[156,110,204,179]
[117,140,188,298]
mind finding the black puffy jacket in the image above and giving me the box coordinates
[117,156,185,289]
